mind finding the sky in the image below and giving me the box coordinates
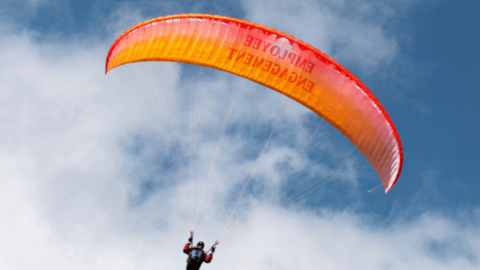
[1,0,479,269]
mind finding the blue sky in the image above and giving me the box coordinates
[1,0,479,269]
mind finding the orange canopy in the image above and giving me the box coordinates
[106,14,403,193]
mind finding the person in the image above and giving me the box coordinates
[183,236,214,270]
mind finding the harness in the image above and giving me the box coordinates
[186,248,205,270]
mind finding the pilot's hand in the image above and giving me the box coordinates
[188,236,193,243]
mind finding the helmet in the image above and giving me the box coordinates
[197,241,204,249]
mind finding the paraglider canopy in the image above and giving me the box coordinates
[105,14,403,193]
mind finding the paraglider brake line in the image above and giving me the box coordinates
[207,240,219,253]
[189,231,194,247]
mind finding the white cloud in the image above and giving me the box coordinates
[0,3,478,270]
[240,0,403,75]
[240,0,437,117]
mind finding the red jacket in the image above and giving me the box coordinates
[183,243,213,263]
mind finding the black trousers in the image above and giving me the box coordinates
[186,262,201,270]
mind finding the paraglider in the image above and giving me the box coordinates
[105,13,403,259]
[183,234,215,270]
[105,14,403,193]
